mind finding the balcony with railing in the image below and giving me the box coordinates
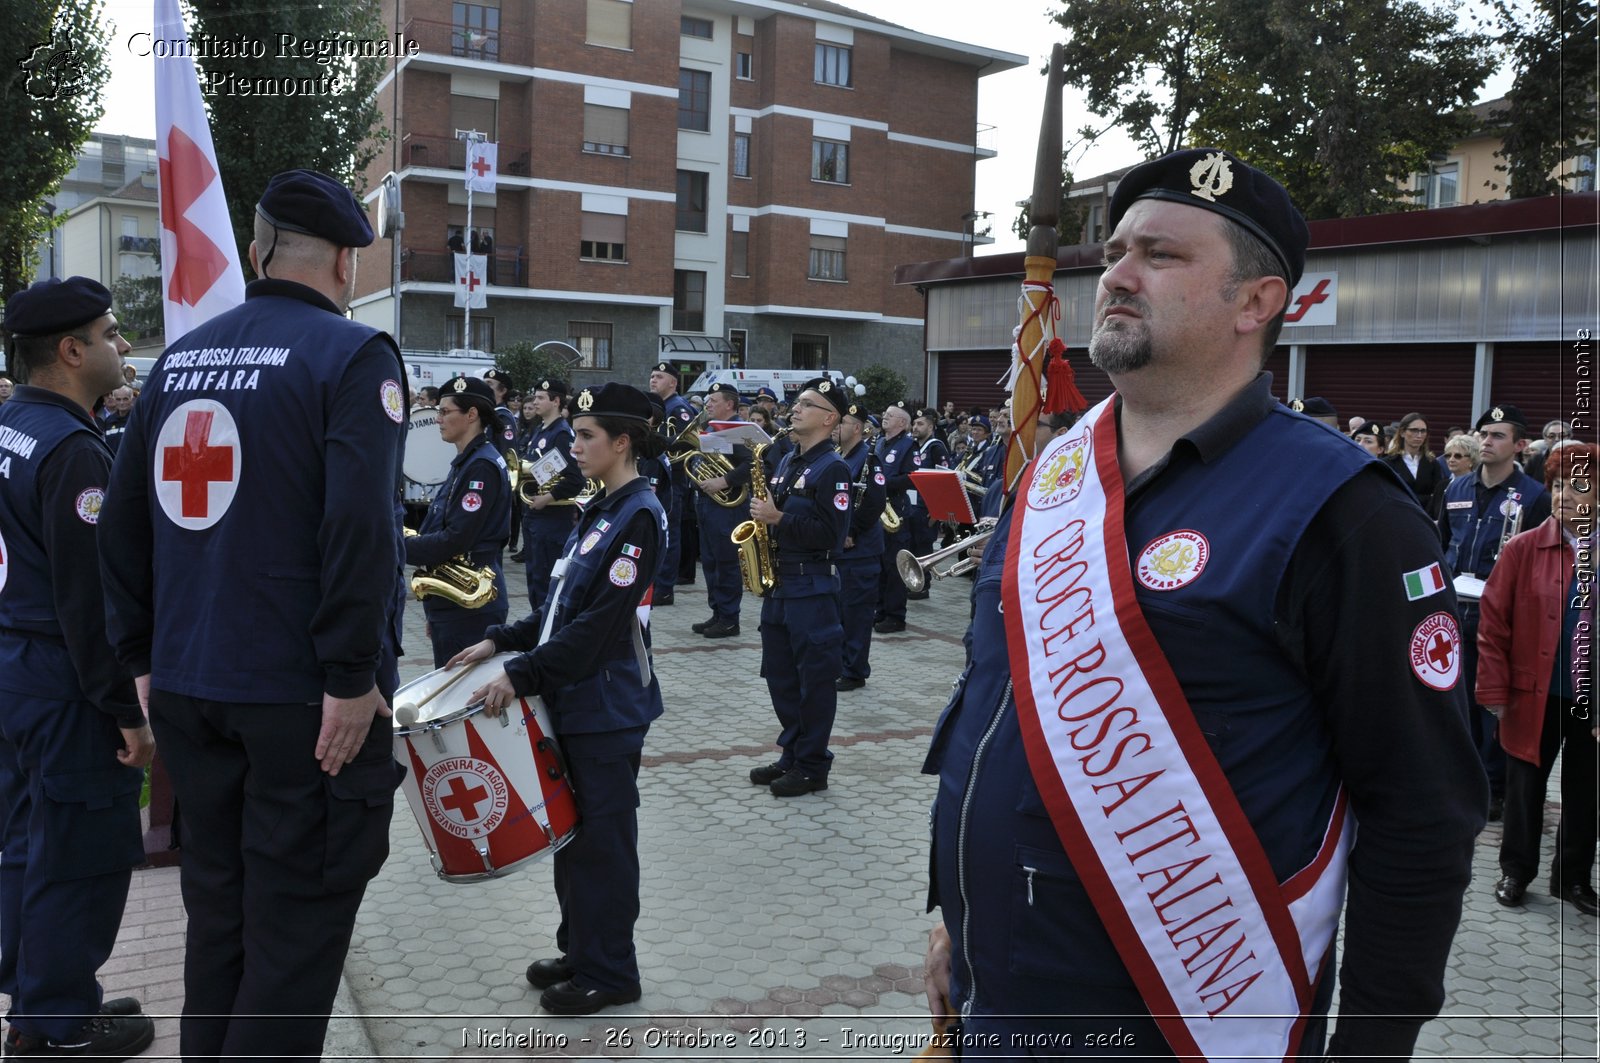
[402,246,529,289]
[119,234,160,254]
[401,17,533,68]
[400,132,531,178]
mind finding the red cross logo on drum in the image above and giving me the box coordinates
[421,757,508,839]
[439,775,490,820]
[155,399,241,530]
[1409,612,1461,691]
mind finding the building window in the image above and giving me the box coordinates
[814,44,851,87]
[1085,203,1104,244]
[681,15,713,38]
[808,235,846,281]
[728,328,747,369]
[676,170,708,233]
[1421,161,1459,208]
[736,51,752,79]
[730,230,749,277]
[673,270,706,332]
[451,94,497,147]
[452,2,500,60]
[579,212,626,261]
[586,0,631,49]
[732,132,750,177]
[678,68,711,131]
[568,321,613,369]
[792,333,828,370]
[811,139,848,183]
[446,316,495,352]
[582,103,629,155]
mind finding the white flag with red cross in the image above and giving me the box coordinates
[453,254,488,308]
[465,140,498,193]
[154,0,245,343]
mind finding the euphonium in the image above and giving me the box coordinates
[731,429,785,596]
[517,473,599,507]
[403,529,499,609]
[669,420,751,508]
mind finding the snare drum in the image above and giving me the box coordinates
[393,653,578,882]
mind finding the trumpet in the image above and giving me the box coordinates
[896,519,998,593]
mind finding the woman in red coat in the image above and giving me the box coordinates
[1477,441,1598,916]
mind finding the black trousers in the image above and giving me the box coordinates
[151,693,400,1063]
[1501,693,1599,887]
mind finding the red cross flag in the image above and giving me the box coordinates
[465,140,498,193]
[154,0,245,342]
[453,253,488,309]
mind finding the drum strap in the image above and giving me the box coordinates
[544,557,652,688]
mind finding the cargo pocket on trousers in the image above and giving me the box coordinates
[808,625,844,682]
[323,755,402,892]
[39,767,144,882]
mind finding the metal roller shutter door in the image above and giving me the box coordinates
[1303,344,1475,453]
[1264,348,1289,403]
[935,350,1116,414]
[1489,342,1568,435]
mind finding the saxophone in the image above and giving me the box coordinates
[403,528,499,609]
[731,430,785,596]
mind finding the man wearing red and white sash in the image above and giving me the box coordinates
[922,149,1484,1060]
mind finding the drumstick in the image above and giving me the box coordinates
[394,661,480,727]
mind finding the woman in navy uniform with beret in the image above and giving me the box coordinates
[452,383,667,1016]
[405,375,511,667]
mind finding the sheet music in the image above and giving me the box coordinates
[526,446,569,484]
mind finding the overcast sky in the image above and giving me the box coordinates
[92,0,1512,256]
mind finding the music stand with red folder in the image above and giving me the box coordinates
[909,469,977,525]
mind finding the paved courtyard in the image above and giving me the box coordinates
[18,560,1599,1060]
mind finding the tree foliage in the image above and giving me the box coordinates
[0,0,111,302]
[112,271,164,343]
[189,0,391,276]
[497,341,581,394]
[855,363,907,413]
[1011,152,1084,243]
[1483,0,1597,198]
[1052,0,1494,219]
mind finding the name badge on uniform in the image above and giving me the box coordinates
[1447,500,1472,510]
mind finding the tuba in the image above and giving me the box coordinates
[731,429,786,596]
[403,528,499,609]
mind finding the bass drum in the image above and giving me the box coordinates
[404,407,454,505]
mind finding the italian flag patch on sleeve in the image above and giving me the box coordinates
[1403,562,1446,601]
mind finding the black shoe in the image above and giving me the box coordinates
[873,619,905,634]
[525,956,575,990]
[4,1013,155,1059]
[701,618,740,638]
[509,549,527,563]
[1488,795,1504,822]
[835,676,865,691]
[539,979,642,1016]
[1494,874,1526,906]
[675,576,697,586]
[907,589,930,601]
[98,998,143,1017]
[1554,882,1600,916]
[654,593,675,606]
[770,768,828,797]
[749,761,789,786]
[692,616,717,634]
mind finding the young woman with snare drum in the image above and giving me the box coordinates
[450,382,668,1016]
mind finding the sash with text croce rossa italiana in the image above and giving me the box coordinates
[1002,397,1351,1062]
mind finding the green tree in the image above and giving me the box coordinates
[111,272,164,343]
[190,0,391,274]
[855,363,906,415]
[1052,0,1493,219]
[497,341,580,394]
[1010,152,1085,243]
[0,0,111,302]
[1484,0,1597,197]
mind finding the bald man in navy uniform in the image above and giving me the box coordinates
[0,278,155,1058]
[101,170,407,1060]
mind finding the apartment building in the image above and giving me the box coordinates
[352,0,1023,390]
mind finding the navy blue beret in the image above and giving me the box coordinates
[256,169,374,249]
[1289,396,1336,418]
[441,375,496,419]
[535,378,568,399]
[4,276,113,336]
[573,382,652,423]
[802,377,849,416]
[1476,403,1528,430]
[1108,148,1308,287]
[970,415,991,431]
[705,382,740,398]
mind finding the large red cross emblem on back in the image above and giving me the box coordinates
[162,409,234,518]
